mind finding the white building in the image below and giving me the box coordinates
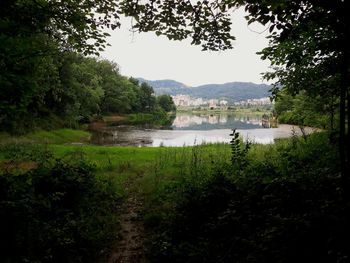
[208,99,219,109]
[234,97,272,106]
[172,94,208,107]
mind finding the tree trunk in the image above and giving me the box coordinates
[330,95,334,131]
[339,51,349,198]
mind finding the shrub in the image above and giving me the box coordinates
[0,146,120,263]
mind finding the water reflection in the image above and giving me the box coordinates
[171,113,268,130]
[89,113,314,147]
[90,126,153,146]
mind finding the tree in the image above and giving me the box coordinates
[120,0,235,51]
[0,0,121,55]
[0,34,62,131]
[240,0,350,191]
[275,90,333,129]
[138,82,156,112]
[156,95,176,112]
[95,60,137,114]
[0,0,121,130]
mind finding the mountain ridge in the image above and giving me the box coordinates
[137,78,271,103]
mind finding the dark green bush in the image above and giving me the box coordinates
[0,147,120,263]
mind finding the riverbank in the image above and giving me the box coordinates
[0,110,176,145]
[0,128,91,145]
[101,112,175,127]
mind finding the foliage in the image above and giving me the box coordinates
[245,0,349,181]
[252,1,348,98]
[1,1,181,133]
[275,90,337,129]
[0,0,121,131]
[229,129,251,168]
[0,49,171,132]
[137,82,156,113]
[120,0,235,51]
[126,110,175,127]
[156,95,176,112]
[0,146,121,263]
[145,133,349,263]
[0,0,120,55]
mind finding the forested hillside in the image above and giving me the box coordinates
[138,78,271,102]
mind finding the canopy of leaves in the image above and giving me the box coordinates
[0,51,162,132]
[0,0,121,55]
[156,94,176,112]
[120,0,235,51]
[252,0,350,99]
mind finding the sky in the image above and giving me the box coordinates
[101,7,271,87]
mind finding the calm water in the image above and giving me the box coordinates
[90,113,315,147]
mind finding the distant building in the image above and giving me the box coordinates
[172,94,208,107]
[208,99,219,109]
[172,94,191,106]
[171,95,273,108]
[219,100,228,109]
[193,98,205,106]
[234,97,272,106]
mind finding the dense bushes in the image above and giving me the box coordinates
[274,90,337,129]
[147,133,349,263]
[126,110,176,127]
[0,145,121,262]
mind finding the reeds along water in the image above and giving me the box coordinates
[152,143,232,189]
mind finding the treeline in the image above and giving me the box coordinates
[1,49,175,133]
[0,0,175,134]
[274,89,338,129]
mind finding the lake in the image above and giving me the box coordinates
[90,112,316,147]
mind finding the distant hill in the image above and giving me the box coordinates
[137,78,271,103]
[137,78,192,96]
[191,82,271,102]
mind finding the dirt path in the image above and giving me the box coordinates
[106,182,148,263]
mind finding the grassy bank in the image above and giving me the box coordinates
[101,111,176,127]
[0,128,90,145]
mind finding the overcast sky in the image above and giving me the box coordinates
[101,7,271,87]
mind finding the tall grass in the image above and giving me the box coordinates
[143,132,346,263]
[0,129,90,145]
